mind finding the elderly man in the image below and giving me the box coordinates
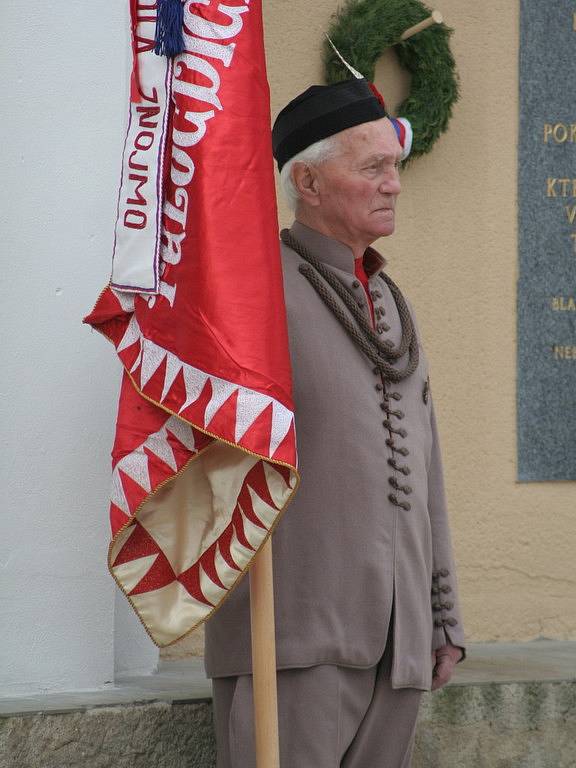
[204,78,466,768]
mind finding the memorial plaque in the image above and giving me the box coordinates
[517,1,576,480]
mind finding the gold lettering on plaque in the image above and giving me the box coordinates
[553,345,576,360]
[555,124,568,143]
[543,123,576,143]
[551,296,576,311]
[546,178,576,197]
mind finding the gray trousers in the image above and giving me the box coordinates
[210,616,422,768]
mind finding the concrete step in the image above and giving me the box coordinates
[1,641,575,768]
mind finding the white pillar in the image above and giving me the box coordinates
[0,1,139,694]
[114,589,160,677]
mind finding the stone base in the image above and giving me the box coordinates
[2,643,575,768]
[1,701,214,768]
[415,681,576,768]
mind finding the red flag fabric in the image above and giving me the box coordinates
[84,0,299,647]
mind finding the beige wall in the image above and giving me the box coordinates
[163,0,575,659]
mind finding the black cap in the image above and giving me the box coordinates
[272,78,388,172]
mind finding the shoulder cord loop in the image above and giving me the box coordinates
[280,229,420,383]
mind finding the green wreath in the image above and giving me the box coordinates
[323,0,459,160]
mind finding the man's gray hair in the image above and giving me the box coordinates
[279,135,339,211]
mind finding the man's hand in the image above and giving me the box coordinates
[431,643,463,691]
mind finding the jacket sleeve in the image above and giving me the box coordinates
[427,392,467,662]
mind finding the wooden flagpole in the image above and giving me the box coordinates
[250,537,280,767]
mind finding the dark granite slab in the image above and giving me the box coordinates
[517,1,576,480]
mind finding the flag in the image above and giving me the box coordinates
[84,0,299,647]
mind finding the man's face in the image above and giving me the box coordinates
[309,117,403,245]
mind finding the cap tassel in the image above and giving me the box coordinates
[155,0,185,58]
[325,35,364,80]
[129,0,142,103]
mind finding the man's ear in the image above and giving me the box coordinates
[291,162,321,207]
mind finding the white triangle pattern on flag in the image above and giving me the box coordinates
[229,527,256,569]
[111,469,130,515]
[247,485,279,529]
[269,399,294,457]
[238,502,268,549]
[263,458,295,499]
[234,388,273,443]
[160,352,183,403]
[118,450,152,493]
[111,287,136,313]
[204,378,238,428]
[109,521,136,564]
[144,425,177,472]
[180,363,210,413]
[129,345,143,375]
[115,415,198,505]
[199,563,228,606]
[113,415,199,522]
[213,541,242,587]
[139,338,167,389]
[114,325,295,460]
[164,415,196,451]
[112,553,159,594]
[117,314,141,353]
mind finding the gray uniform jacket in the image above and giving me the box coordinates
[204,221,466,691]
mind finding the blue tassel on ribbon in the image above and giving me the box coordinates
[155,0,185,57]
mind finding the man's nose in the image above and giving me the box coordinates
[379,175,401,195]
